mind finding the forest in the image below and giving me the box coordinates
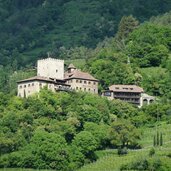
[0,0,171,67]
[0,89,171,170]
[0,0,171,170]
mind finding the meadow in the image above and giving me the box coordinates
[78,123,171,171]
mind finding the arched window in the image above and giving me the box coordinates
[143,99,148,105]
[149,99,154,104]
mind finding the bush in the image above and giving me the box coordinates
[149,148,155,157]
[117,147,128,156]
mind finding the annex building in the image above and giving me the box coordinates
[17,57,98,97]
[102,84,155,107]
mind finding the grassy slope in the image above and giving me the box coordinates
[78,123,171,171]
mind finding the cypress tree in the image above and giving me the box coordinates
[157,131,160,146]
[153,135,156,147]
[160,132,163,146]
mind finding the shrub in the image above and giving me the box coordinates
[149,148,155,157]
[117,147,128,156]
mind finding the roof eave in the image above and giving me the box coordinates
[64,77,99,82]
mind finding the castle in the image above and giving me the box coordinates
[17,57,154,107]
[17,57,99,98]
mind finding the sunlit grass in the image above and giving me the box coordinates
[78,123,171,171]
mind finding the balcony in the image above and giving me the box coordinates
[55,85,72,92]
[114,94,140,99]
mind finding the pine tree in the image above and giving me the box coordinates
[116,15,139,41]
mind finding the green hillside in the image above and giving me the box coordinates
[1,0,171,67]
[0,89,171,171]
[1,1,171,171]
[78,123,171,171]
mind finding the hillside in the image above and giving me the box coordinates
[1,0,171,67]
[78,123,171,171]
[0,2,171,170]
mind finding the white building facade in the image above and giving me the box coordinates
[37,58,64,80]
[17,76,70,98]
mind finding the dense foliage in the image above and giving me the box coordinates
[1,2,171,170]
[1,0,171,67]
[0,89,170,170]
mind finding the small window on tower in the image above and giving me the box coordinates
[56,70,58,73]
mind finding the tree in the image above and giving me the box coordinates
[126,23,170,67]
[72,131,98,161]
[109,119,140,147]
[153,135,156,147]
[116,15,139,50]
[160,132,163,146]
[157,131,160,146]
[149,148,155,157]
[26,130,70,170]
[84,122,110,149]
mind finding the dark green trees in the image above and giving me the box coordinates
[109,119,140,147]
[126,23,171,67]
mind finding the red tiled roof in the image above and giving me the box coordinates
[64,69,98,81]
[109,85,144,93]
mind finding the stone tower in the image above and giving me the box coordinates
[37,57,64,80]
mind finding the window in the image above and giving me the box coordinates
[80,80,82,83]
[84,88,86,91]
[28,84,30,87]
[19,85,22,89]
[56,69,58,73]
[39,83,42,87]
[80,87,82,90]
[32,83,34,86]
[76,80,79,83]
[24,85,26,88]
[84,80,87,84]
[88,88,91,91]
[115,87,119,89]
[88,81,91,84]
[104,91,111,97]
[94,82,96,85]
[76,87,78,90]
